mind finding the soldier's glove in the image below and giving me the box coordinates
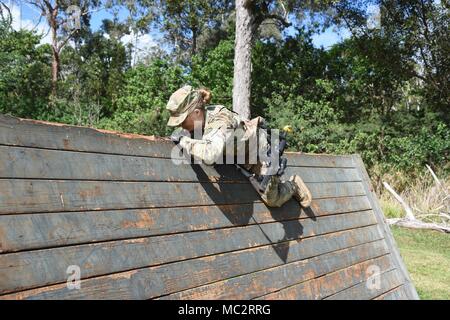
[170,129,190,145]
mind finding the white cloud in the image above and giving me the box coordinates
[9,3,52,45]
[7,2,159,60]
[120,31,158,63]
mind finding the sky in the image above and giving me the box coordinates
[7,1,352,56]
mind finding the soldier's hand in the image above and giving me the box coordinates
[170,129,190,144]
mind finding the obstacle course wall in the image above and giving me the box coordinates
[0,114,418,299]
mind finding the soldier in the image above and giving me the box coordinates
[167,85,312,208]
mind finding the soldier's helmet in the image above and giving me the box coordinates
[166,85,200,127]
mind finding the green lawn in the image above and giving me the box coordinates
[391,226,450,300]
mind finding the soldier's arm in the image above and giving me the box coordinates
[179,126,229,165]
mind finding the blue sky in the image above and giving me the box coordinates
[10,1,351,51]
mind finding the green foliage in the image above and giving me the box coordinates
[99,58,186,136]
[0,1,448,186]
[0,21,51,117]
[189,39,235,105]
[264,80,341,153]
[383,122,450,172]
[252,32,324,117]
[117,59,186,112]
[97,109,170,136]
[59,31,131,118]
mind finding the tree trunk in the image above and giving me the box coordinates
[50,6,59,100]
[51,47,59,99]
[232,0,254,120]
[192,26,197,57]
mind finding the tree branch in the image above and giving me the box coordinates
[262,13,291,28]
[383,181,415,220]
[57,28,78,52]
[387,218,450,233]
[0,2,12,25]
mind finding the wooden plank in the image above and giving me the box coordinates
[286,153,356,168]
[256,255,393,300]
[0,196,373,253]
[157,240,389,300]
[284,167,360,183]
[352,154,419,300]
[374,285,409,300]
[0,114,173,158]
[0,145,359,183]
[0,212,380,295]
[0,115,356,167]
[325,268,403,300]
[1,226,384,300]
[0,145,242,182]
[0,180,366,215]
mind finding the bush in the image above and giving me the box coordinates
[97,109,171,137]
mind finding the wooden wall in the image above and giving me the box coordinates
[0,114,418,300]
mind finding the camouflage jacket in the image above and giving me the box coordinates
[179,105,262,166]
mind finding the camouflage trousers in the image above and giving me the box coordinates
[243,163,296,208]
[260,175,296,207]
[240,125,296,208]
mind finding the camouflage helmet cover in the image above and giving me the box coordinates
[166,85,200,127]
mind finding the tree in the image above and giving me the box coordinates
[0,15,51,117]
[118,0,234,62]
[232,0,338,119]
[232,0,254,119]
[333,0,449,122]
[59,27,131,120]
[158,0,234,59]
[0,1,12,25]
[20,0,102,99]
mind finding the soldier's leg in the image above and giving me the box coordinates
[260,175,296,207]
[252,126,312,207]
[261,175,312,208]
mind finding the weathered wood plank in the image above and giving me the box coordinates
[0,146,360,183]
[352,154,419,300]
[0,115,355,167]
[0,196,372,253]
[256,255,394,300]
[1,226,384,300]
[0,114,173,158]
[0,145,241,182]
[0,212,379,295]
[158,240,389,300]
[286,153,356,168]
[0,115,416,300]
[325,268,403,300]
[0,180,366,215]
[284,167,360,183]
[374,285,408,300]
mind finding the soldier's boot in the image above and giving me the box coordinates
[289,175,312,208]
[260,175,293,208]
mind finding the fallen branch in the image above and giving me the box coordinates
[387,218,450,233]
[383,182,415,220]
[383,181,450,233]
[426,164,444,190]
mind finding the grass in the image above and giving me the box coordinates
[390,226,450,300]
[378,171,449,299]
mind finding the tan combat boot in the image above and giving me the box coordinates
[289,175,312,208]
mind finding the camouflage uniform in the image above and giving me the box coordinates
[167,86,311,208]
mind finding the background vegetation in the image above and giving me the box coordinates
[0,0,448,190]
[0,0,448,299]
